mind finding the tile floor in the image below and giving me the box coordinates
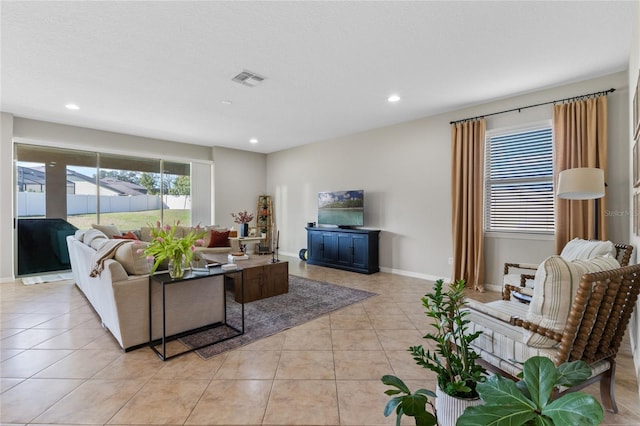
[1,255,639,425]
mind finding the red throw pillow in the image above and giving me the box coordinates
[208,230,230,248]
[113,231,139,240]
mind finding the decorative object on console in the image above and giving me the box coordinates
[270,230,280,263]
[557,167,605,239]
[231,210,254,237]
[143,221,206,278]
[257,195,274,252]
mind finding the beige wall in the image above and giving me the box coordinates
[267,71,630,286]
[212,146,267,229]
[627,0,640,399]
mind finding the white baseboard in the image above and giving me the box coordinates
[0,276,15,283]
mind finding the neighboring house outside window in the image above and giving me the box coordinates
[484,123,554,234]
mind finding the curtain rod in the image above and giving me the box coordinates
[449,88,615,125]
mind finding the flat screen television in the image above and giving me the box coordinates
[317,190,364,227]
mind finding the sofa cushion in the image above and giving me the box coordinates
[208,229,230,248]
[560,238,616,261]
[74,229,86,242]
[83,229,108,247]
[525,255,620,348]
[114,241,152,275]
[91,223,122,239]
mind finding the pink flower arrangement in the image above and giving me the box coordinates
[231,210,254,224]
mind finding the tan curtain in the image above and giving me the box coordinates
[553,96,608,253]
[451,119,486,291]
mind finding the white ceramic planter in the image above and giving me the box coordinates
[435,385,482,426]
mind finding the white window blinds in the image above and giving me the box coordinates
[485,126,554,233]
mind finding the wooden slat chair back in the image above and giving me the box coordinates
[489,263,640,413]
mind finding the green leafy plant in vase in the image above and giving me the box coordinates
[457,356,604,426]
[382,279,485,426]
[143,221,205,278]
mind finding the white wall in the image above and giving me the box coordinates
[212,146,267,229]
[627,0,640,400]
[267,71,630,285]
[0,118,216,279]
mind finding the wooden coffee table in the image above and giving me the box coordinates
[203,254,289,303]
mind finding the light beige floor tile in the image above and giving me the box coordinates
[376,329,424,351]
[282,328,333,350]
[331,329,383,351]
[0,328,24,339]
[154,352,224,380]
[186,379,272,425]
[0,378,83,423]
[330,315,373,330]
[32,312,99,329]
[1,313,60,329]
[33,327,108,350]
[0,348,24,362]
[368,313,416,330]
[0,328,67,349]
[0,377,24,393]
[34,348,121,379]
[263,380,339,425]
[334,350,392,380]
[385,350,432,380]
[34,378,146,424]
[0,349,74,378]
[81,333,126,351]
[275,350,335,380]
[337,379,400,425]
[93,349,164,380]
[214,350,280,380]
[238,333,286,351]
[107,379,209,425]
[289,314,331,330]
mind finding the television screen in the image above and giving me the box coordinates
[318,190,364,227]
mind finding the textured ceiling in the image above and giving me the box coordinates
[1,1,634,153]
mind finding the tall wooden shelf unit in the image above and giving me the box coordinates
[257,195,274,252]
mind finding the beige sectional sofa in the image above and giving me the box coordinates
[66,225,233,351]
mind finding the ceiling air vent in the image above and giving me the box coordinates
[232,70,265,87]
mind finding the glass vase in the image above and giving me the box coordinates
[168,254,185,279]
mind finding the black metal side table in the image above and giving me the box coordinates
[148,266,244,361]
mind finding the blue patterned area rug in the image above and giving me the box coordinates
[179,275,377,359]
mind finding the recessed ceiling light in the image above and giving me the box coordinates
[65,103,80,110]
[387,94,401,103]
[221,100,233,105]
[249,138,259,144]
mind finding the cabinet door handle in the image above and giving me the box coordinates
[320,243,324,251]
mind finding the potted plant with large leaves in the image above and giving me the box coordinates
[382,279,486,426]
[457,356,604,426]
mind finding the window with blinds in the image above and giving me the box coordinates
[484,126,554,234]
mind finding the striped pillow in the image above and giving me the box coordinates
[524,255,620,348]
[560,238,616,261]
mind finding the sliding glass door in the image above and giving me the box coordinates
[15,143,192,276]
